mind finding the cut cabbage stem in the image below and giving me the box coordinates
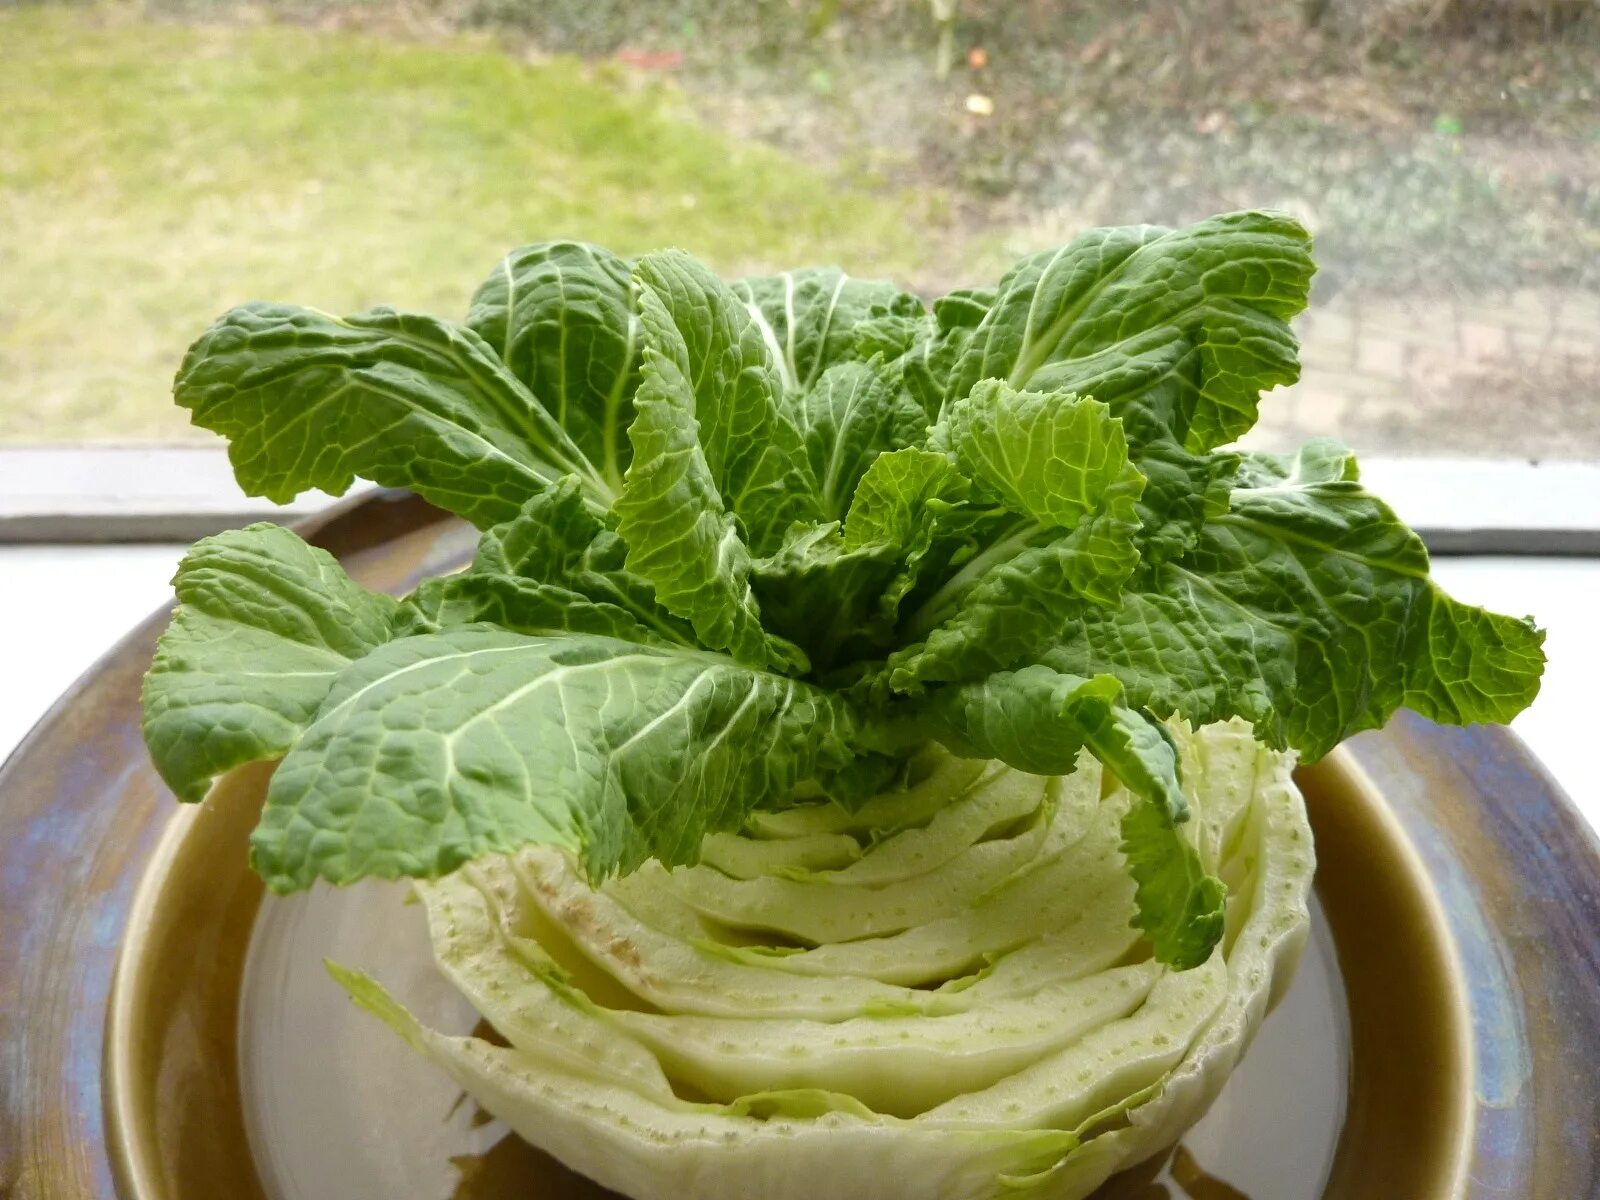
[338,722,1314,1200]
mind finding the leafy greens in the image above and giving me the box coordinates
[143,211,1544,971]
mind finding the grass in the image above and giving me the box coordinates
[434,0,1600,297]
[0,7,946,440]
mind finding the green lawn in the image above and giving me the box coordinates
[0,8,944,440]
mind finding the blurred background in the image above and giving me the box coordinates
[1,0,1596,458]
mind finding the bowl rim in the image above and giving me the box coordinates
[104,734,1476,1199]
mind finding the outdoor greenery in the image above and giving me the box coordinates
[3,0,1595,446]
[0,7,946,440]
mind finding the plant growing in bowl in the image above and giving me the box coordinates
[142,211,1543,1199]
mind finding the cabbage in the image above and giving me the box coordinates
[334,720,1312,1199]
[141,212,1539,1194]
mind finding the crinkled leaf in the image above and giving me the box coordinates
[613,252,812,670]
[1117,791,1230,972]
[629,253,813,546]
[931,287,996,333]
[750,523,902,671]
[839,448,975,634]
[142,523,398,803]
[949,211,1313,453]
[1128,441,1241,568]
[1234,437,1359,488]
[250,628,869,891]
[1046,440,1546,758]
[923,666,1224,968]
[870,501,1003,654]
[883,500,1141,691]
[945,213,1312,563]
[843,448,966,552]
[796,360,927,521]
[888,287,996,422]
[849,311,925,364]
[400,478,694,649]
[883,385,1147,689]
[465,241,640,492]
[733,267,923,393]
[174,303,611,528]
[942,381,1135,530]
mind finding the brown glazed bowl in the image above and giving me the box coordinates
[2,491,1598,1200]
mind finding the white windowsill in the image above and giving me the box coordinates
[2,447,1595,552]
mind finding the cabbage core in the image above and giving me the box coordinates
[338,719,1313,1199]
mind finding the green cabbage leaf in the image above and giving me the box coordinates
[147,214,1544,976]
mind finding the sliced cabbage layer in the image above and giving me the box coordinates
[339,720,1313,1200]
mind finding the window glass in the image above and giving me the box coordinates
[3,1,1594,459]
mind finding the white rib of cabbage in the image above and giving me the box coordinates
[338,719,1314,1200]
